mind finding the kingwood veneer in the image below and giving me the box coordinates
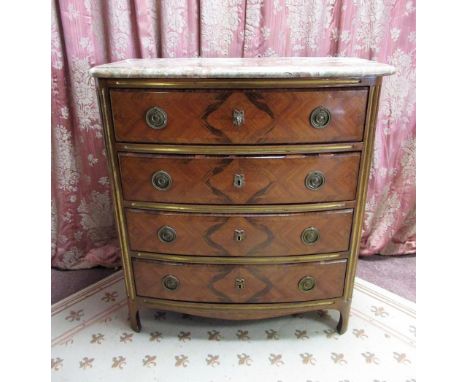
[91,57,394,334]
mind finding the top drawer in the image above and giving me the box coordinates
[110,88,368,145]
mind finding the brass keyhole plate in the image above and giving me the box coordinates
[235,278,245,289]
[233,174,245,188]
[234,229,246,242]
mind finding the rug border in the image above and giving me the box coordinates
[51,270,124,315]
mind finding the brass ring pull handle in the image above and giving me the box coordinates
[305,171,325,190]
[162,274,179,291]
[310,106,331,128]
[146,106,168,129]
[301,227,320,245]
[232,109,245,127]
[234,229,246,242]
[233,174,245,188]
[158,225,176,243]
[152,170,172,191]
[298,276,316,292]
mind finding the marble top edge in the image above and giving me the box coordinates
[90,57,396,79]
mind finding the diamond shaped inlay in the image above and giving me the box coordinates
[205,92,275,141]
[210,267,271,303]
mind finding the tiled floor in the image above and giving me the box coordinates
[51,254,416,304]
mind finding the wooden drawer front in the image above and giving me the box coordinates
[126,209,353,256]
[110,89,368,144]
[133,259,347,303]
[119,153,360,204]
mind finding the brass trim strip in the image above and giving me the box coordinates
[106,78,361,89]
[138,296,336,311]
[98,83,136,300]
[131,252,348,264]
[116,143,363,155]
[123,201,355,213]
[344,81,382,300]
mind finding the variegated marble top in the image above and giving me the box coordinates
[90,57,395,79]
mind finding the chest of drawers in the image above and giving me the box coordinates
[91,57,394,334]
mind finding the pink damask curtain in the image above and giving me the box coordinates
[51,0,416,269]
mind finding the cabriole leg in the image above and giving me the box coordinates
[337,301,351,335]
[128,299,141,332]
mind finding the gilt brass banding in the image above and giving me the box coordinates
[106,78,361,89]
[116,143,361,155]
[139,297,335,311]
[124,200,353,213]
[344,82,381,300]
[132,252,346,264]
[99,85,136,300]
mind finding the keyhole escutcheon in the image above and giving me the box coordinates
[233,174,245,188]
[234,229,246,242]
[235,278,245,289]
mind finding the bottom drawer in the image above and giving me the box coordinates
[133,259,347,303]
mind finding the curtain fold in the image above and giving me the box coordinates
[51,0,416,269]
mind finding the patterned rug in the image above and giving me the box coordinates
[52,271,416,382]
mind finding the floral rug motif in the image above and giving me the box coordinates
[52,271,416,382]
